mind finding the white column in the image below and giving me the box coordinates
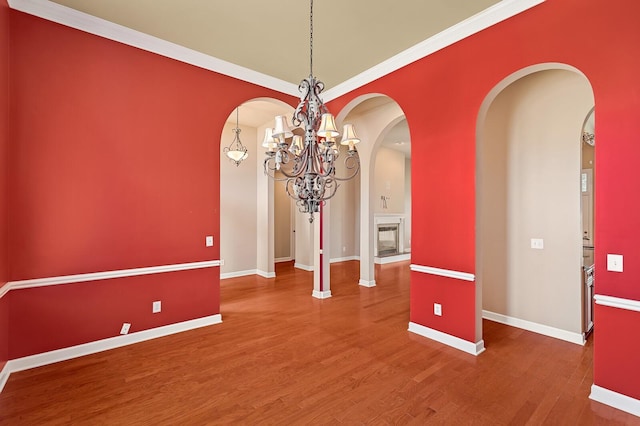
[359,158,376,287]
[256,149,275,278]
[313,202,332,298]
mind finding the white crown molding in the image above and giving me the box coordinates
[408,322,485,356]
[323,0,546,101]
[0,260,220,299]
[410,264,475,282]
[0,314,222,393]
[7,0,299,97]
[595,294,640,312]
[590,385,640,417]
[8,0,544,101]
[483,310,585,345]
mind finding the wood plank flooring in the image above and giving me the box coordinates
[0,260,638,424]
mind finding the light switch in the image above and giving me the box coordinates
[206,236,214,247]
[607,254,623,272]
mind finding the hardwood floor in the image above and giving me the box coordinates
[0,260,637,424]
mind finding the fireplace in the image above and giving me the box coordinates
[377,223,399,256]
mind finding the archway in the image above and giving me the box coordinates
[476,64,594,345]
[335,94,411,288]
[219,98,295,280]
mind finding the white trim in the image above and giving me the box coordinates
[595,294,640,313]
[375,253,411,265]
[359,279,376,288]
[8,0,544,102]
[294,263,314,272]
[7,0,298,97]
[256,270,276,279]
[330,256,360,264]
[590,385,640,417]
[275,257,293,263]
[483,310,585,345]
[3,260,220,297]
[408,322,485,356]
[322,0,546,101]
[312,290,332,299]
[0,314,222,393]
[0,282,8,299]
[0,365,9,393]
[410,264,475,282]
[220,269,258,280]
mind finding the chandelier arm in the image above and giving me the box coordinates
[334,154,361,181]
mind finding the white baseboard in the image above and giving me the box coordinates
[408,322,485,356]
[375,253,411,264]
[220,269,257,280]
[483,310,584,345]
[256,270,276,279]
[590,385,640,417]
[275,257,293,263]
[294,263,314,272]
[312,290,332,299]
[359,279,376,287]
[0,314,222,393]
[0,365,9,394]
[330,256,360,264]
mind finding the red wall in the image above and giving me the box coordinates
[3,0,640,408]
[0,0,9,369]
[329,0,640,400]
[6,11,293,357]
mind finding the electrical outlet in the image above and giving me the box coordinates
[220,259,225,266]
[120,323,131,335]
[531,238,544,249]
[206,236,214,247]
[434,303,442,316]
[152,301,161,313]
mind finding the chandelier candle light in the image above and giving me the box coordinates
[224,107,249,166]
[263,0,361,222]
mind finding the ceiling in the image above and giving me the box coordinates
[49,0,500,89]
[44,0,506,159]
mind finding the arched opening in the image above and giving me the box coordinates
[476,65,595,346]
[219,98,295,280]
[335,95,411,287]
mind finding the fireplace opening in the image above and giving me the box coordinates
[377,224,399,257]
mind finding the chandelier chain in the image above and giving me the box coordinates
[309,0,313,77]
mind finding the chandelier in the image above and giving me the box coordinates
[263,0,360,222]
[223,107,248,166]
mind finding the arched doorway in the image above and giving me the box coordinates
[476,65,595,345]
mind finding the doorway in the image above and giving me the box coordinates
[477,67,594,345]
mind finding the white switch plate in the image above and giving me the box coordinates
[152,301,161,313]
[434,303,442,316]
[205,236,214,247]
[120,323,131,335]
[607,254,623,272]
[531,238,544,249]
